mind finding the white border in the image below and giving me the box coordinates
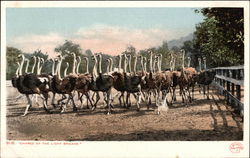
[1,1,249,158]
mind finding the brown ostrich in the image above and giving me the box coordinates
[74,56,94,109]
[50,53,78,112]
[111,54,127,107]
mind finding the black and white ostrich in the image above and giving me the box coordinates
[14,54,51,116]
[197,57,216,99]
[89,53,114,114]
[123,54,145,111]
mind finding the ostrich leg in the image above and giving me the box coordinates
[134,92,142,111]
[85,92,93,109]
[57,94,67,106]
[126,93,131,108]
[51,93,57,108]
[206,85,210,100]
[192,85,195,101]
[92,92,100,111]
[22,94,33,116]
[41,93,51,113]
[70,93,78,112]
[106,89,112,115]
[79,93,85,108]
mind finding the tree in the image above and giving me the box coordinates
[55,40,85,75]
[194,8,244,67]
[6,47,22,79]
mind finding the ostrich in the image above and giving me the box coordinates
[89,53,114,114]
[123,54,145,111]
[143,51,165,109]
[14,54,51,116]
[197,57,216,100]
[176,49,190,105]
[50,54,78,112]
[183,55,198,102]
[111,54,127,107]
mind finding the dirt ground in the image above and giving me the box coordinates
[6,84,243,141]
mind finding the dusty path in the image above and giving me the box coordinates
[6,85,243,141]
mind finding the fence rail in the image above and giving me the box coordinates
[212,65,244,116]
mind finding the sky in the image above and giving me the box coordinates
[6,8,204,58]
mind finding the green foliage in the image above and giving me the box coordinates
[194,8,244,67]
[54,40,86,75]
[6,47,22,79]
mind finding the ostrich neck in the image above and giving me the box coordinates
[170,60,173,71]
[55,60,59,76]
[52,59,55,75]
[92,57,98,80]
[25,60,29,73]
[16,62,20,76]
[106,60,110,74]
[99,55,102,74]
[158,56,161,72]
[39,60,44,74]
[141,57,144,72]
[76,58,81,74]
[110,58,113,72]
[118,55,121,73]
[144,61,147,72]
[204,60,207,70]
[58,58,62,80]
[64,63,69,77]
[128,55,132,73]
[149,52,153,72]
[157,57,160,72]
[31,57,36,73]
[124,56,127,73]
[72,54,76,74]
[188,58,191,68]
[85,58,89,74]
[173,58,176,71]
[159,56,162,71]
[182,51,185,69]
[37,58,41,75]
[19,55,25,76]
[198,60,201,72]
[133,57,137,73]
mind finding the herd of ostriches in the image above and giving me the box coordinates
[11,50,216,116]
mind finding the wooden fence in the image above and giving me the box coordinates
[212,65,244,116]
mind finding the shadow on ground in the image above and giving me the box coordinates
[68,126,243,141]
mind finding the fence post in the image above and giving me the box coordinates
[236,69,241,101]
[226,70,231,104]
[231,70,235,96]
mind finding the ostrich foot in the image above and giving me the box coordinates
[107,111,111,115]
[52,103,57,109]
[44,108,52,114]
[60,107,66,113]
[73,107,78,112]
[22,113,28,117]
[91,106,96,111]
